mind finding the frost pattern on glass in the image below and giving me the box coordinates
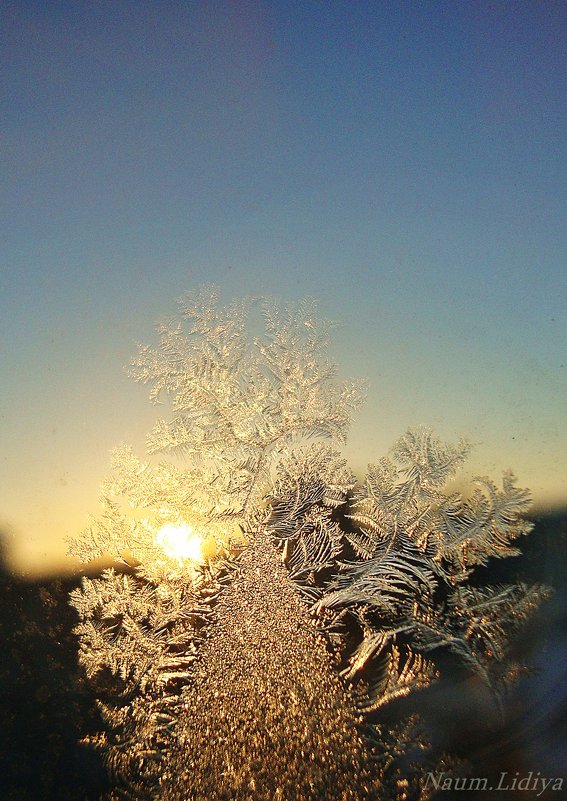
[69,289,550,801]
[68,288,366,800]
[293,428,550,714]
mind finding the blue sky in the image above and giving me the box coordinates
[1,1,566,572]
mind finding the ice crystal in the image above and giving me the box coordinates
[307,429,550,715]
[68,287,365,799]
[68,289,549,801]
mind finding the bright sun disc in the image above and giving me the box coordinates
[155,523,203,563]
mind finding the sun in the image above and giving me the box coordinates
[155,522,204,564]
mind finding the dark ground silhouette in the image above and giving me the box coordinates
[0,510,565,800]
[0,552,108,801]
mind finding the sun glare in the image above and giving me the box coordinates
[155,523,204,564]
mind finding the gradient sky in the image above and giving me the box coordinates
[1,1,566,573]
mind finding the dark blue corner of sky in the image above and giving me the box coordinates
[2,1,566,303]
[2,0,566,369]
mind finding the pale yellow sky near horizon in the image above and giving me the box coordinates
[2,352,565,577]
